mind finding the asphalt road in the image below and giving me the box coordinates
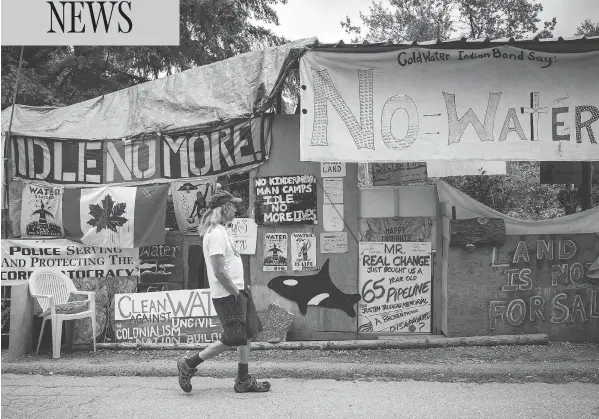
[2,374,598,419]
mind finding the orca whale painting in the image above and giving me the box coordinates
[267,259,361,317]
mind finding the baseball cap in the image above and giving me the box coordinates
[208,190,242,209]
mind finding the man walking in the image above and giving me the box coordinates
[177,190,271,393]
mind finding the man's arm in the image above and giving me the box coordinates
[210,254,240,298]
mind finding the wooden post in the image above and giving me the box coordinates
[580,162,593,211]
[7,283,34,361]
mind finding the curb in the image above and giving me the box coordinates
[95,334,549,351]
[3,361,597,383]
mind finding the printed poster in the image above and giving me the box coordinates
[358,241,432,333]
[291,233,317,271]
[1,239,139,283]
[263,233,288,272]
[171,180,215,234]
[323,204,344,232]
[323,178,343,204]
[320,232,348,254]
[226,218,258,255]
[20,183,63,237]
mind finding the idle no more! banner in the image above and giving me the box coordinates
[300,46,599,162]
[114,289,221,344]
[1,239,139,282]
[9,116,270,184]
[358,241,432,333]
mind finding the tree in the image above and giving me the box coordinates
[342,0,556,43]
[575,19,599,37]
[1,0,288,109]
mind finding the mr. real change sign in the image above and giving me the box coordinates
[254,175,317,226]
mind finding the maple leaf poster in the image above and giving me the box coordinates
[63,184,168,248]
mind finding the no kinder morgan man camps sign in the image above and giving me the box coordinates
[9,116,270,184]
[299,46,599,162]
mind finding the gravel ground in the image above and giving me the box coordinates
[4,341,597,365]
[3,342,598,384]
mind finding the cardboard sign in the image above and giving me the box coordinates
[138,234,183,292]
[254,175,317,226]
[358,241,432,333]
[359,217,433,242]
[321,162,346,177]
[114,288,221,344]
[540,161,582,185]
[1,239,139,283]
[371,163,427,186]
[291,233,317,271]
[263,233,288,272]
[226,218,258,255]
[320,232,348,254]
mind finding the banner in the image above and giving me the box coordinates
[291,233,317,271]
[1,239,139,282]
[359,217,433,242]
[300,47,599,162]
[263,233,288,272]
[114,289,221,344]
[426,161,506,177]
[171,180,215,235]
[371,163,427,185]
[254,175,317,226]
[358,242,432,333]
[20,183,64,237]
[9,116,271,184]
[226,218,258,255]
[63,184,168,248]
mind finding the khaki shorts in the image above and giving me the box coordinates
[212,288,263,347]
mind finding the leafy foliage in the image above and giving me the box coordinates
[575,19,599,37]
[342,0,556,43]
[1,0,288,109]
[88,194,128,233]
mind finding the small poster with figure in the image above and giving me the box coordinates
[20,183,64,237]
[171,180,215,235]
[263,233,288,272]
[226,218,258,255]
[291,233,317,271]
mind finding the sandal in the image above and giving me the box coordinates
[234,375,271,393]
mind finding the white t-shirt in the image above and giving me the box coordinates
[202,224,245,298]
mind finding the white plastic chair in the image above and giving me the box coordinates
[29,270,97,359]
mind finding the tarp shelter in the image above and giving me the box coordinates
[1,38,316,139]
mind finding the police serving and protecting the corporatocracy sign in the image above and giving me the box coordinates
[300,47,599,162]
[1,239,139,282]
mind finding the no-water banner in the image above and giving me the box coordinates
[10,116,271,184]
[1,239,139,282]
[300,47,599,162]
